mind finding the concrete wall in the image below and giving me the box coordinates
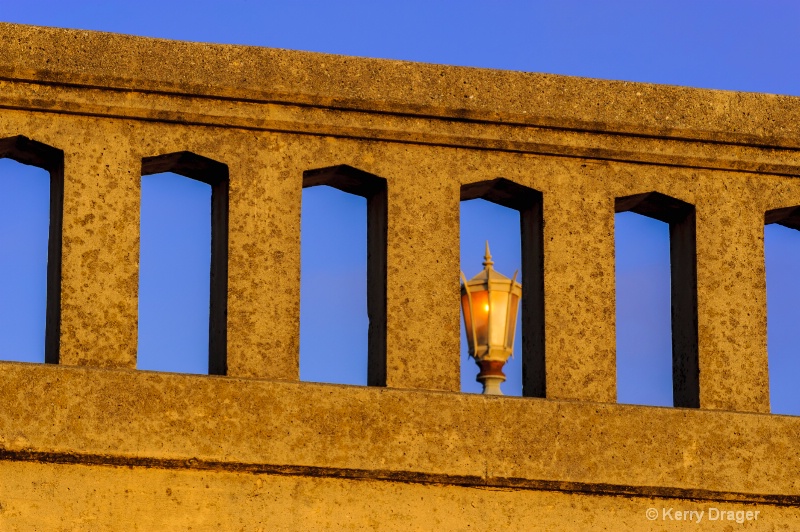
[0,23,799,530]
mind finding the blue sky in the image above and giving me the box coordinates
[1,1,799,409]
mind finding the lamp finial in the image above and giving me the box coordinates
[482,241,494,269]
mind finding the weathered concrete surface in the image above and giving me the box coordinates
[3,23,800,151]
[59,127,141,368]
[1,22,800,528]
[2,460,799,531]
[1,362,800,502]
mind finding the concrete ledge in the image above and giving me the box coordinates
[1,362,798,503]
[2,76,800,178]
[2,23,800,149]
[2,460,796,530]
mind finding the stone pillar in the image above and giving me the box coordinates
[696,186,770,413]
[59,127,140,368]
[543,177,617,402]
[383,160,461,392]
[224,135,302,381]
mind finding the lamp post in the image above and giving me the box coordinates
[460,242,522,395]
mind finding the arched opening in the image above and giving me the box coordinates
[301,165,387,386]
[765,206,800,415]
[615,212,672,406]
[138,152,229,375]
[460,179,544,397]
[0,136,63,364]
[615,192,698,408]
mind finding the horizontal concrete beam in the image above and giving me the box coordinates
[2,76,800,178]
[2,23,800,152]
[0,362,798,505]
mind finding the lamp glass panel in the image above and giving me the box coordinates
[466,289,489,347]
[460,292,474,353]
[488,289,510,345]
[506,292,520,346]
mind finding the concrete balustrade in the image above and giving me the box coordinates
[1,22,800,529]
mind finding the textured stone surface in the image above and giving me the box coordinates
[2,23,800,150]
[1,362,800,501]
[2,460,799,531]
[0,22,800,528]
[59,127,141,368]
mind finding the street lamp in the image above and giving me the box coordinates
[460,242,522,395]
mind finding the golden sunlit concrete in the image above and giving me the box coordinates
[1,22,799,529]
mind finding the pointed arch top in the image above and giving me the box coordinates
[142,151,228,186]
[616,191,693,224]
[303,164,385,197]
[0,135,62,172]
[461,178,542,212]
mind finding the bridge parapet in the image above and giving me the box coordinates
[1,22,799,529]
